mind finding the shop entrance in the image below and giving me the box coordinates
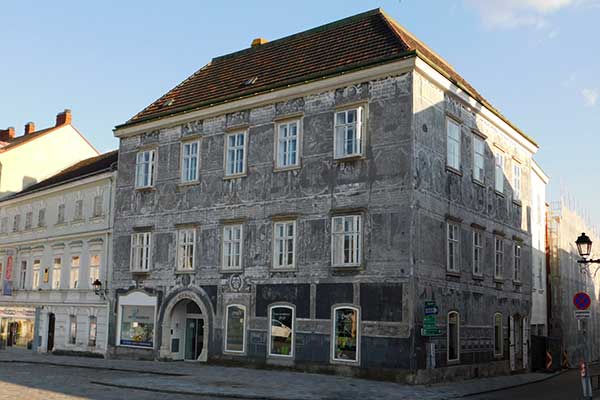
[47,313,55,352]
[185,318,204,361]
[4,320,34,349]
[169,299,207,361]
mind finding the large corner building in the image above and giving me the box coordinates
[110,9,541,382]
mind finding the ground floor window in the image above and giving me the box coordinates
[119,306,155,348]
[88,316,97,347]
[447,311,460,362]
[269,305,294,357]
[225,305,246,353]
[494,313,503,356]
[69,315,77,345]
[332,306,359,363]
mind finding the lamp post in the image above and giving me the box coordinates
[92,279,109,301]
[575,232,597,400]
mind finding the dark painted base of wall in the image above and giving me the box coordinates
[412,360,511,384]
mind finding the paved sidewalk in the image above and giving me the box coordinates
[0,351,565,400]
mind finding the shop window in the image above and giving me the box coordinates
[119,305,155,348]
[268,305,294,357]
[88,316,97,347]
[447,311,460,362]
[332,306,360,363]
[225,304,246,353]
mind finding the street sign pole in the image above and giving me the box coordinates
[574,292,593,400]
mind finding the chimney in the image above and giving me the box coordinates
[55,109,72,127]
[24,121,35,135]
[0,127,15,142]
[251,37,268,48]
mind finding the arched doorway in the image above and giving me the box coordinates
[160,291,210,362]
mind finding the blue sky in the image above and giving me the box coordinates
[1,1,599,222]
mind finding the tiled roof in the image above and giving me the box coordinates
[119,8,537,147]
[5,150,118,200]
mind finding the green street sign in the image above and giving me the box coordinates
[421,327,442,336]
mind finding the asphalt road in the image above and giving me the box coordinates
[467,369,591,400]
[0,362,235,400]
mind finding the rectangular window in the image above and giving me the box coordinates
[74,200,83,220]
[19,260,27,289]
[177,228,196,271]
[222,225,243,270]
[273,221,296,269]
[131,232,152,272]
[70,256,80,289]
[495,236,504,279]
[225,304,246,353]
[494,313,503,357]
[447,222,460,273]
[89,254,100,285]
[92,195,103,218]
[446,118,461,170]
[135,149,156,188]
[332,306,359,363]
[473,135,485,183]
[334,107,363,159]
[331,215,362,267]
[447,311,460,362]
[269,306,294,357]
[38,209,46,227]
[473,230,483,276]
[69,315,77,345]
[25,212,33,230]
[57,204,65,224]
[13,215,20,232]
[88,316,97,347]
[513,243,521,282]
[53,257,62,289]
[225,132,246,176]
[513,164,521,201]
[32,259,41,289]
[1,217,7,233]
[495,152,504,193]
[120,305,155,348]
[181,141,200,182]
[276,120,300,168]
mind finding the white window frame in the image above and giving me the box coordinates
[181,140,200,182]
[177,228,196,272]
[19,260,27,289]
[131,232,152,272]
[267,304,295,358]
[473,135,485,183]
[331,215,362,267]
[495,236,504,280]
[446,118,461,171]
[89,253,101,285]
[495,152,504,194]
[222,224,243,270]
[92,195,103,218]
[135,149,156,188]
[331,305,361,364]
[52,257,62,289]
[70,255,80,289]
[494,312,503,357]
[447,311,460,363]
[513,242,522,282]
[32,259,41,289]
[275,119,300,169]
[224,304,246,354]
[272,220,296,270]
[447,222,460,273]
[472,229,483,276]
[513,163,521,201]
[334,106,364,159]
[224,131,247,177]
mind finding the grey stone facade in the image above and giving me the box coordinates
[110,67,538,383]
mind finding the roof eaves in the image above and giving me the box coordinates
[115,50,417,130]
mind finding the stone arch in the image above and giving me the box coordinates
[158,287,214,361]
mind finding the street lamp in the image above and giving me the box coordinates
[92,279,108,300]
[576,232,600,276]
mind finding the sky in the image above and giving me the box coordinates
[1,0,599,223]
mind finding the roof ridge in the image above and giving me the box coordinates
[212,8,383,63]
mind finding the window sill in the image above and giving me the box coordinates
[175,270,196,275]
[333,154,365,163]
[512,199,522,207]
[472,273,484,281]
[273,165,301,173]
[446,271,461,278]
[131,270,151,276]
[90,216,105,222]
[445,166,462,176]
[513,280,522,286]
[494,190,505,198]
[270,267,297,273]
[55,222,67,227]
[71,219,85,225]
[472,178,485,188]
[447,359,461,366]
[135,186,156,192]
[219,268,243,274]
[223,173,247,180]
[178,180,200,187]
